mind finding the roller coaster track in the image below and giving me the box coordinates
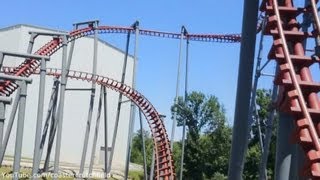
[0,25,241,97]
[1,66,175,179]
[262,0,320,177]
[0,27,241,179]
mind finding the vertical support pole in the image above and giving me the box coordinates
[258,84,278,180]
[248,15,266,133]
[306,0,320,49]
[0,52,4,70]
[228,1,259,179]
[39,79,59,172]
[108,29,131,173]
[0,99,10,158]
[88,86,103,175]
[248,17,267,177]
[31,58,47,177]
[53,35,68,180]
[43,80,59,172]
[0,88,21,166]
[124,21,139,179]
[45,29,74,172]
[0,33,35,165]
[171,26,185,149]
[27,33,36,54]
[139,110,147,179]
[301,0,311,45]
[79,21,99,175]
[0,100,10,166]
[66,25,77,76]
[180,35,189,180]
[13,81,28,180]
[274,113,297,180]
[48,30,74,173]
[255,113,265,152]
[149,147,155,180]
[103,87,108,177]
[0,102,5,149]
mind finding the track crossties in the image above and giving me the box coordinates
[262,0,320,178]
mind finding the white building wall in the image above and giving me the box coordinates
[0,24,134,173]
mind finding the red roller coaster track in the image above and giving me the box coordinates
[0,25,241,97]
[0,25,241,179]
[1,66,175,179]
[262,0,320,177]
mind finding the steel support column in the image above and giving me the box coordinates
[79,20,99,176]
[0,52,3,69]
[274,113,298,180]
[31,57,48,177]
[0,99,11,156]
[27,33,36,53]
[228,1,259,179]
[47,25,79,173]
[53,35,68,179]
[88,86,103,175]
[258,83,278,180]
[103,87,108,177]
[124,21,139,179]
[248,16,267,157]
[0,103,5,148]
[43,79,60,172]
[44,27,75,171]
[0,88,21,166]
[108,29,131,173]
[39,79,59,172]
[66,25,77,75]
[0,98,11,156]
[12,81,29,180]
[149,147,155,180]
[171,26,185,149]
[180,30,189,180]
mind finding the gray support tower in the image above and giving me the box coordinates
[228,1,259,179]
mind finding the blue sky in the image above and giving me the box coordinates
[0,1,263,139]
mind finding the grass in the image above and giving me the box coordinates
[128,171,144,180]
[0,166,31,180]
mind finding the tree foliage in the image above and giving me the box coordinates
[172,91,231,179]
[130,89,277,179]
[130,129,153,173]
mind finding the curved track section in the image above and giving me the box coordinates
[72,26,241,43]
[1,66,175,179]
[262,0,320,177]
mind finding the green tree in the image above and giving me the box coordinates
[172,141,182,178]
[172,91,231,179]
[130,129,153,173]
